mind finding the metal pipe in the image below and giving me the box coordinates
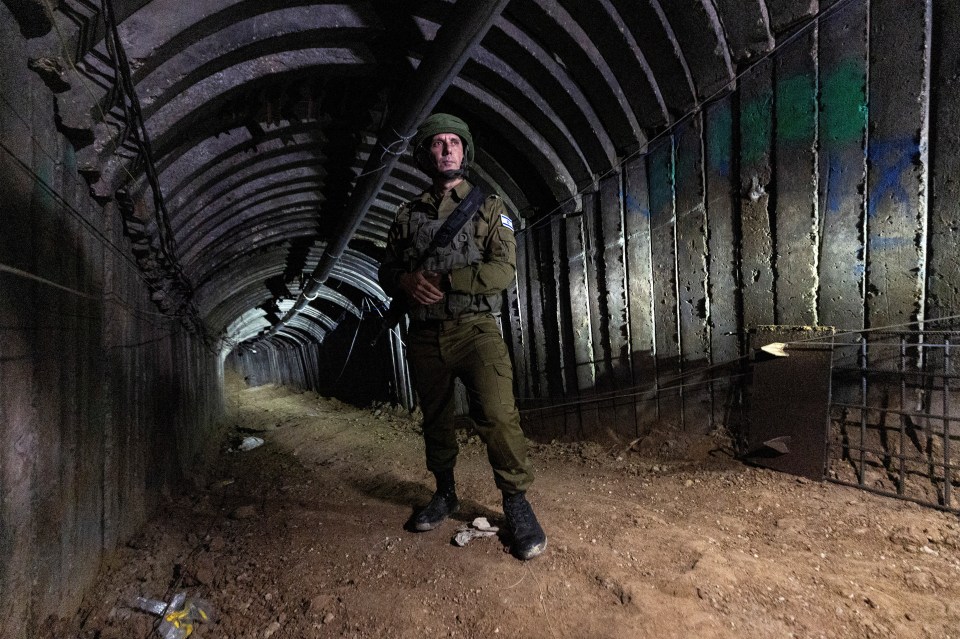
[265,0,511,338]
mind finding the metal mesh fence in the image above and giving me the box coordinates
[826,323,960,512]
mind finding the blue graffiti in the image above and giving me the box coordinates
[869,235,911,250]
[624,193,650,218]
[826,154,844,215]
[867,138,919,218]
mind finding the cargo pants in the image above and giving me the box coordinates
[406,313,533,495]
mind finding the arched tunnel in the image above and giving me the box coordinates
[3,0,960,636]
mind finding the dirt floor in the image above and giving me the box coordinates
[51,375,960,639]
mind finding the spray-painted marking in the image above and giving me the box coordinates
[623,193,650,218]
[776,73,817,143]
[869,235,911,250]
[867,137,919,218]
[821,58,868,145]
[741,89,772,167]
[707,101,732,178]
[647,141,674,217]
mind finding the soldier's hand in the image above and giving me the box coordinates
[398,270,444,305]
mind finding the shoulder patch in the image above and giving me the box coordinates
[500,214,515,231]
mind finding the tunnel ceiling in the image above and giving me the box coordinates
[16,0,827,348]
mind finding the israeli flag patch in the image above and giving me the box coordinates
[500,214,515,231]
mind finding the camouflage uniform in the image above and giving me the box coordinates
[378,180,533,494]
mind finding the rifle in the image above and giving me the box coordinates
[371,186,487,346]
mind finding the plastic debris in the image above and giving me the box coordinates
[237,436,264,451]
[453,517,500,547]
[759,342,789,358]
[131,592,214,639]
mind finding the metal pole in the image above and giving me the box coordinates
[266,0,512,337]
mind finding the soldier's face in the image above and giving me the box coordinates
[428,133,464,174]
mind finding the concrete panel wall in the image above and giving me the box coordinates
[928,0,960,320]
[513,0,956,441]
[0,11,223,638]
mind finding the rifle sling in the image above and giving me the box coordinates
[412,185,487,270]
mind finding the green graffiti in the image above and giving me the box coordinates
[647,142,674,216]
[776,73,816,142]
[821,58,868,144]
[33,156,55,210]
[741,89,772,166]
[707,101,732,176]
[675,125,700,183]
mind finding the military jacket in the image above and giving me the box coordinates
[378,180,517,321]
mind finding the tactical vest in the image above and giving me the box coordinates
[403,202,503,321]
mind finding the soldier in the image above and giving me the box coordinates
[378,113,546,560]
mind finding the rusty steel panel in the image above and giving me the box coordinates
[739,58,776,329]
[817,0,868,329]
[484,20,618,171]
[865,0,931,330]
[745,327,834,480]
[927,0,960,321]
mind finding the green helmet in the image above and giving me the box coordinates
[412,113,475,164]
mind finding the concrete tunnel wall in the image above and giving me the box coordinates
[2,1,960,637]
[0,8,224,638]
[505,0,960,443]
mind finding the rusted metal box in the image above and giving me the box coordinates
[744,326,835,480]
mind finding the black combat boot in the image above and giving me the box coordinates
[502,492,547,560]
[411,469,459,531]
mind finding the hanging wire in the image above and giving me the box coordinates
[518,0,862,236]
[99,0,183,277]
[34,0,212,345]
[355,128,418,179]
[513,315,960,414]
[333,298,371,384]
[37,0,142,187]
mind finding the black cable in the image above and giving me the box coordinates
[100,0,179,267]
[99,0,213,348]
[333,299,371,384]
